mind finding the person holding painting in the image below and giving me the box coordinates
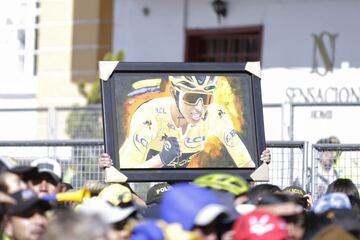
[101,75,271,169]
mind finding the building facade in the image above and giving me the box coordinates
[1,0,360,143]
[113,0,360,143]
[0,0,113,139]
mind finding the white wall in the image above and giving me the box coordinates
[113,0,185,61]
[113,0,360,67]
[113,0,360,143]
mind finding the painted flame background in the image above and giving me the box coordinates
[122,76,244,168]
[188,76,245,167]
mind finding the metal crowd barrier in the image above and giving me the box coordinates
[0,106,103,141]
[0,140,308,198]
[311,144,360,199]
[0,140,104,190]
[0,140,354,200]
[263,141,308,190]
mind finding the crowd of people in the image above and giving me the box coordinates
[1,154,360,240]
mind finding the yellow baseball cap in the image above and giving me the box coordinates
[98,183,132,206]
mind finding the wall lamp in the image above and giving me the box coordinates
[212,0,227,23]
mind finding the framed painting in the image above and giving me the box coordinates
[100,62,266,181]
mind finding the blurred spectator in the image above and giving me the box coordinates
[97,183,144,237]
[326,178,359,199]
[42,210,109,240]
[160,183,228,240]
[84,180,109,197]
[98,183,140,213]
[311,224,356,240]
[232,209,288,240]
[146,183,171,206]
[0,191,15,237]
[77,197,139,240]
[97,153,147,207]
[193,173,250,204]
[257,193,305,240]
[0,171,27,194]
[348,195,360,213]
[0,157,37,194]
[314,136,340,198]
[28,158,63,198]
[283,185,306,197]
[283,185,313,210]
[320,208,360,239]
[247,184,281,205]
[60,183,73,192]
[130,219,164,240]
[301,212,330,240]
[3,189,51,240]
[98,183,132,206]
[131,219,202,240]
[192,172,251,238]
[0,192,15,205]
[312,192,351,215]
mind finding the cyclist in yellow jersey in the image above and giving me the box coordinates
[119,76,256,168]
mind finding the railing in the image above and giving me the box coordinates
[0,106,103,141]
[264,141,308,191]
[0,140,104,190]
[311,144,360,199]
[0,140,307,199]
[1,103,358,144]
[0,127,359,200]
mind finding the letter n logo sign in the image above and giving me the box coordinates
[312,32,338,76]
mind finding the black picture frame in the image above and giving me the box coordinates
[100,62,266,182]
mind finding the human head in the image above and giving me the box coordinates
[169,76,217,125]
[258,193,305,240]
[316,136,340,171]
[193,173,249,205]
[83,180,109,197]
[98,183,133,207]
[247,184,281,205]
[0,171,27,194]
[311,224,356,240]
[326,178,359,199]
[349,195,360,213]
[146,182,171,206]
[128,219,164,240]
[28,158,62,198]
[0,157,37,194]
[4,189,51,240]
[312,192,351,215]
[42,210,109,240]
[232,209,288,240]
[77,197,138,240]
[160,183,228,239]
[321,208,360,238]
[283,185,310,209]
[131,220,202,240]
[301,212,332,240]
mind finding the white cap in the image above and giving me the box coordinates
[194,204,228,226]
[31,158,62,183]
[77,197,137,224]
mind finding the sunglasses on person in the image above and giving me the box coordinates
[181,91,213,106]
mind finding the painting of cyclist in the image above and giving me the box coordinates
[119,76,261,168]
